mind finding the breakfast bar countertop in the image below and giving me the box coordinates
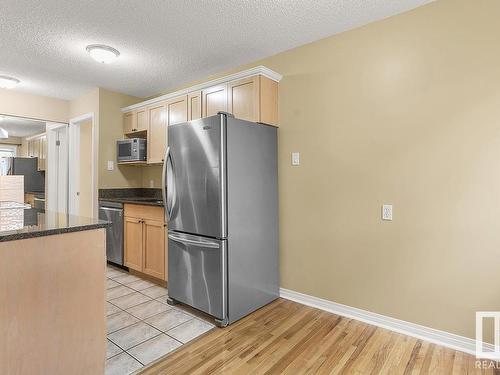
[0,204,110,242]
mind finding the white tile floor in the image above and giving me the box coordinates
[105,265,215,375]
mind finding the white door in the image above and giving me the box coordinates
[68,117,94,218]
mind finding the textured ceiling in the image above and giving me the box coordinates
[0,116,45,137]
[0,0,433,100]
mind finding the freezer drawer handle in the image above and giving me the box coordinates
[168,234,220,249]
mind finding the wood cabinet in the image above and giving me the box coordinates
[121,68,281,159]
[167,95,188,126]
[25,193,35,207]
[143,220,166,280]
[187,91,202,121]
[38,135,47,171]
[202,84,227,117]
[124,204,167,281]
[136,108,149,132]
[124,216,144,271]
[123,108,148,134]
[147,102,167,164]
[227,75,278,125]
[26,133,47,171]
[123,111,135,134]
[146,95,188,165]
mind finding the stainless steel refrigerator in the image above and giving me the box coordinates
[162,113,279,327]
[0,157,45,192]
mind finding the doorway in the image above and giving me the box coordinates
[68,113,97,218]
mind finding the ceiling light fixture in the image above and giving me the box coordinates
[0,127,8,139]
[0,75,20,89]
[86,44,120,64]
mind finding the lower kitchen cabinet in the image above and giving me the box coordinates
[124,216,144,271]
[143,219,166,280]
[124,204,167,281]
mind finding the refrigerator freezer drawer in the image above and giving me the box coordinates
[168,232,226,320]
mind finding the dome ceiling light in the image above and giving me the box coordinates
[0,75,20,89]
[86,44,120,64]
[0,127,8,139]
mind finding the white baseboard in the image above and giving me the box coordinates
[280,288,492,356]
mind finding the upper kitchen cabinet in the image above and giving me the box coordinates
[187,91,202,121]
[38,135,47,171]
[123,108,149,134]
[167,95,188,125]
[147,96,188,164]
[27,133,47,171]
[121,66,282,139]
[147,102,167,164]
[123,111,135,134]
[202,84,227,118]
[136,108,149,132]
[227,75,278,125]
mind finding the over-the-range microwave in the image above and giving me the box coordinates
[117,138,147,162]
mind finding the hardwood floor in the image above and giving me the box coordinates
[140,298,495,374]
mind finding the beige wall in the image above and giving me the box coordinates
[98,89,143,188]
[69,88,99,120]
[142,0,500,340]
[0,89,69,123]
[69,88,143,189]
[141,166,162,188]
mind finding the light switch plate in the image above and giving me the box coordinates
[382,204,393,221]
[291,152,300,166]
[107,160,114,171]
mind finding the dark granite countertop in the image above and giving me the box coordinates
[98,188,164,207]
[99,197,164,207]
[0,205,110,242]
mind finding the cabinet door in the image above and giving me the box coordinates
[32,138,40,159]
[123,112,136,134]
[143,219,166,280]
[124,217,143,271]
[39,136,47,171]
[136,108,149,131]
[187,91,202,121]
[202,85,227,117]
[27,140,33,157]
[227,76,259,122]
[147,103,167,164]
[167,95,188,126]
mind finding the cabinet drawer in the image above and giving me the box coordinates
[124,204,164,222]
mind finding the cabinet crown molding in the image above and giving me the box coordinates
[121,66,282,113]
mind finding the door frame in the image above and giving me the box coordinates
[46,122,69,213]
[68,112,98,218]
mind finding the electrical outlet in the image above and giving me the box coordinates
[291,152,300,166]
[382,204,393,221]
[107,160,114,171]
[149,179,154,188]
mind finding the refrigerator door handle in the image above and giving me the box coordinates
[168,234,220,249]
[163,146,177,222]
[162,146,169,221]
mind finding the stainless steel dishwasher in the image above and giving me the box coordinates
[98,200,124,266]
